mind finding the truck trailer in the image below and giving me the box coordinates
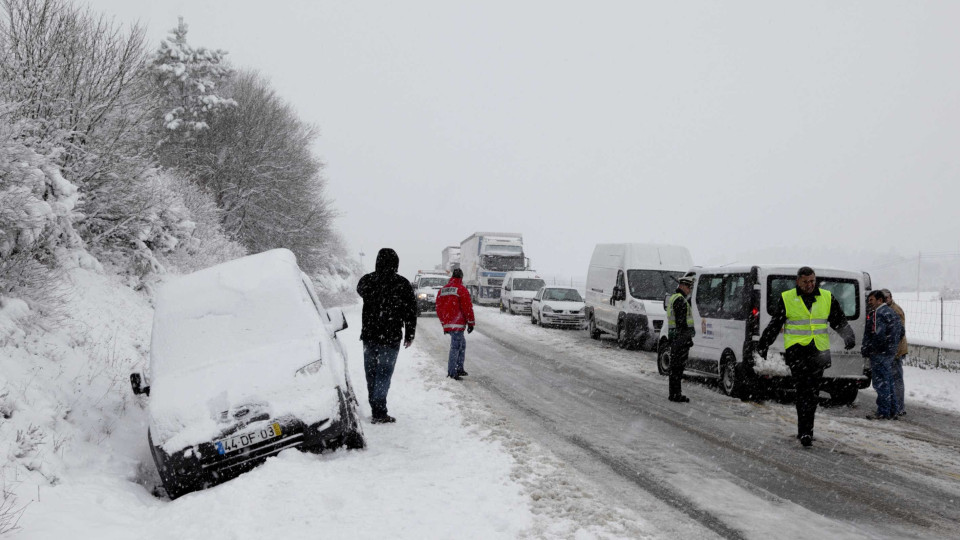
[460,232,528,305]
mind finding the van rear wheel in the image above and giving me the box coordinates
[657,341,670,376]
[720,355,753,399]
[829,383,859,406]
[588,315,601,340]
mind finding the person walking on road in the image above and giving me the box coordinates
[882,289,908,417]
[863,290,905,420]
[757,267,856,447]
[436,268,476,380]
[666,274,696,403]
[356,248,417,424]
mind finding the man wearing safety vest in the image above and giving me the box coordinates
[666,274,697,403]
[758,267,856,447]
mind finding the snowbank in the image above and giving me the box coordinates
[3,273,556,539]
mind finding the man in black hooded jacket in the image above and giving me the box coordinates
[356,248,417,423]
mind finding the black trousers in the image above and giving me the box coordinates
[669,339,691,397]
[791,365,824,438]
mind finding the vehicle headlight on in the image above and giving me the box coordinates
[418,293,427,299]
[543,306,554,313]
[295,359,323,377]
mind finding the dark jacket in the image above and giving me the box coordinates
[889,301,909,357]
[759,287,855,371]
[356,248,417,346]
[862,304,905,360]
[669,288,695,344]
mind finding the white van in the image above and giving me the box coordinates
[500,271,546,315]
[585,244,693,349]
[655,265,872,403]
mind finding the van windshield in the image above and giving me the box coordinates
[513,278,545,291]
[767,276,860,319]
[627,270,685,300]
[418,277,447,288]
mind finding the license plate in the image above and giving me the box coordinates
[215,423,281,455]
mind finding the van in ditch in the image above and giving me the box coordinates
[585,243,693,349]
[655,265,872,403]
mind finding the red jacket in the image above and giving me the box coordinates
[436,277,475,332]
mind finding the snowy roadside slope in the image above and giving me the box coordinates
[11,297,552,539]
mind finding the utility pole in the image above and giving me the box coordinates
[359,251,365,273]
[917,251,921,300]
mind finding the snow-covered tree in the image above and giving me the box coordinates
[150,17,236,153]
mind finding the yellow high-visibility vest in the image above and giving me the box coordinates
[667,292,693,330]
[782,288,831,351]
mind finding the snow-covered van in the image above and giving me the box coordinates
[585,243,693,349]
[413,271,450,315]
[655,265,872,402]
[499,271,545,315]
[130,249,364,498]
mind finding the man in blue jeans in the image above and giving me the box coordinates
[356,248,417,424]
[862,290,905,420]
[436,269,476,380]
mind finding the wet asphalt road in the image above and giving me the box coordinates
[416,308,960,539]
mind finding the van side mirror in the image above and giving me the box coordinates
[326,307,348,333]
[612,286,625,302]
[130,373,150,396]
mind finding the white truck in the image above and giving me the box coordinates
[441,246,461,273]
[460,232,528,305]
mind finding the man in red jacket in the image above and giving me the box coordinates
[436,268,476,380]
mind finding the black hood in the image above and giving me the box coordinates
[375,248,399,273]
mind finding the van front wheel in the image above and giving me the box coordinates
[617,323,635,350]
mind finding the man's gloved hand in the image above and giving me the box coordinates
[467,326,474,334]
[840,325,856,350]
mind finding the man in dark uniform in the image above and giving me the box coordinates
[757,267,856,447]
[666,274,696,403]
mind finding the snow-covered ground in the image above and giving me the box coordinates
[479,307,960,416]
[2,267,650,539]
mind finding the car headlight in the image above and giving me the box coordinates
[543,306,554,313]
[418,293,427,299]
[295,359,323,377]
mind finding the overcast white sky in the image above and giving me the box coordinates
[88,0,960,279]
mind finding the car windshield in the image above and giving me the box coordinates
[418,277,447,288]
[482,255,526,271]
[513,278,545,291]
[627,270,685,300]
[543,288,583,302]
[767,276,860,318]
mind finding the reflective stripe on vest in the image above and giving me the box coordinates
[439,287,459,297]
[666,292,693,330]
[782,288,832,351]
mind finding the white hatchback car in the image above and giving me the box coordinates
[530,286,586,328]
[130,249,364,499]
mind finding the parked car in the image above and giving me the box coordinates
[130,249,365,499]
[531,286,586,328]
[655,265,872,402]
[413,272,449,316]
[585,243,693,350]
[500,271,545,315]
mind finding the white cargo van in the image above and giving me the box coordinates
[585,244,693,349]
[655,265,872,403]
[499,271,545,315]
